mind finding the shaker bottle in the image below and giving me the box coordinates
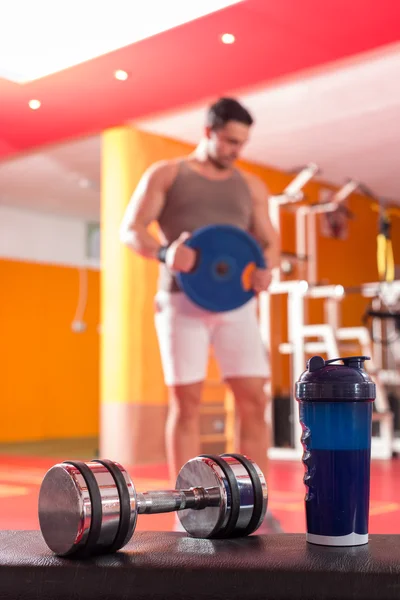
[295,355,375,546]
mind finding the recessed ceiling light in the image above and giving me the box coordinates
[79,178,91,189]
[28,99,41,110]
[114,69,129,81]
[221,33,235,44]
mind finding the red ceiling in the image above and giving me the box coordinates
[1,0,399,161]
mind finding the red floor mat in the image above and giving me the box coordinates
[0,456,399,534]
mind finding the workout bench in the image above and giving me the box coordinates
[0,530,399,600]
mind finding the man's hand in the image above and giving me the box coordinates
[252,267,272,294]
[165,232,197,273]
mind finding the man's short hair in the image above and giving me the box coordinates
[206,97,254,130]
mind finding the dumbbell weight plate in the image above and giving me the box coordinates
[222,454,268,536]
[92,459,135,553]
[38,460,137,557]
[175,454,265,539]
[200,454,241,538]
[175,455,233,538]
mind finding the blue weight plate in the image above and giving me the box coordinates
[176,224,266,312]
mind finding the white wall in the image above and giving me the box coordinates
[0,206,100,269]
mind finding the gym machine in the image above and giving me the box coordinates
[262,168,400,460]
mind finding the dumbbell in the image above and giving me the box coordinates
[38,453,267,558]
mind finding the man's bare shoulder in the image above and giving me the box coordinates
[146,157,184,188]
[146,158,179,177]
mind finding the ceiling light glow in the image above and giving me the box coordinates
[114,69,129,81]
[221,33,235,44]
[28,99,41,110]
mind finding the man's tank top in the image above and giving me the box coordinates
[157,160,253,292]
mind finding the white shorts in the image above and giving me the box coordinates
[154,291,270,386]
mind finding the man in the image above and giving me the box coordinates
[120,97,282,532]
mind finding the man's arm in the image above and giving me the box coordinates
[119,161,172,260]
[246,174,281,270]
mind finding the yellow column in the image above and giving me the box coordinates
[100,126,168,465]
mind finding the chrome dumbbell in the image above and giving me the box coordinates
[38,453,268,558]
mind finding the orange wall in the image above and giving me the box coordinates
[0,259,100,442]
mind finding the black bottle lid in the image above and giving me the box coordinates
[295,356,376,401]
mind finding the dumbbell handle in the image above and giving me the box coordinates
[136,486,222,514]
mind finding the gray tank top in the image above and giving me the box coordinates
[157,160,253,292]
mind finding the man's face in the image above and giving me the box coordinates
[206,120,250,169]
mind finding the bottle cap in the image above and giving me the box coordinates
[295,356,376,401]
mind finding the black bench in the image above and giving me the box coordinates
[0,531,399,599]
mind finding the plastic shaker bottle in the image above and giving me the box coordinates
[295,355,376,546]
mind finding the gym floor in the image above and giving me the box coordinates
[0,439,399,534]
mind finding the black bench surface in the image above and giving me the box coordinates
[0,530,399,600]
